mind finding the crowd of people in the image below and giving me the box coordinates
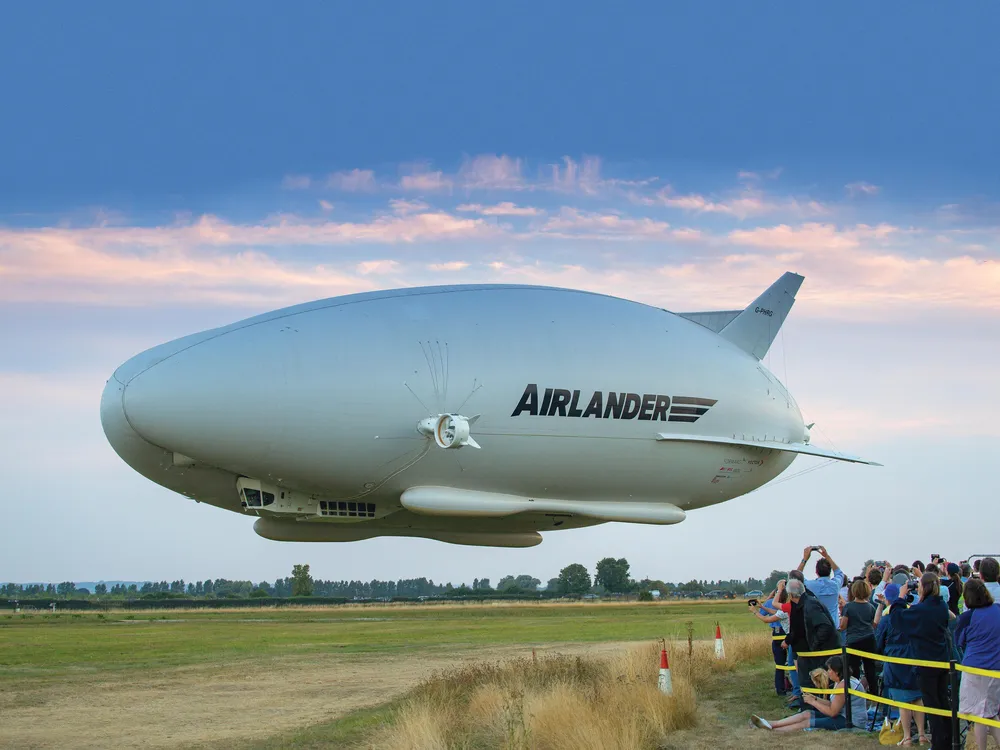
[746,546,1000,749]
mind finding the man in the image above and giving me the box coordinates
[784,578,840,702]
[980,557,1000,600]
[797,545,845,624]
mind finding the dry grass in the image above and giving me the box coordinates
[369,631,772,749]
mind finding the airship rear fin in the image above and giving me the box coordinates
[718,272,804,359]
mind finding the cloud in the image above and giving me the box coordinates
[399,169,453,193]
[327,169,377,192]
[550,156,603,194]
[456,202,543,217]
[846,181,880,197]
[428,261,469,271]
[647,188,826,220]
[0,211,498,305]
[538,208,676,239]
[458,154,524,189]
[356,260,399,275]
[389,199,430,215]
[728,223,898,252]
[281,174,312,190]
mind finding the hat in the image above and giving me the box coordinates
[947,562,961,577]
[884,583,900,601]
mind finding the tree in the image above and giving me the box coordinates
[291,564,313,597]
[56,582,76,597]
[594,558,631,593]
[557,563,592,595]
[763,570,787,593]
[94,583,107,596]
[514,575,541,591]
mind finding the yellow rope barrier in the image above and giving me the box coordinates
[759,638,1000,727]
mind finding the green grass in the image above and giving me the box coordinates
[0,601,760,677]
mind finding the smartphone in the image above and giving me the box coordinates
[810,546,822,551]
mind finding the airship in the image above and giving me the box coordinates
[101,272,878,548]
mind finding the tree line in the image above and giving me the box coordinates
[2,560,789,601]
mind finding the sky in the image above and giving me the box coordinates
[2,4,999,588]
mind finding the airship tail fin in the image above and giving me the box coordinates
[718,272,804,360]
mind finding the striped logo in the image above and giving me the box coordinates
[668,396,718,423]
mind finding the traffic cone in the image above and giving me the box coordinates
[657,647,673,695]
[714,623,725,659]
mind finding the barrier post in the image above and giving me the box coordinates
[949,659,960,750]
[842,640,852,728]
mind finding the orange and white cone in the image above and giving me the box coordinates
[714,623,725,660]
[657,647,673,695]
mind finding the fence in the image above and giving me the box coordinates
[771,634,1000,748]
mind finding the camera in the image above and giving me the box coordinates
[747,598,760,609]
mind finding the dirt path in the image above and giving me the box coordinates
[0,641,640,750]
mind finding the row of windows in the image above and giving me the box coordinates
[320,501,376,518]
[242,489,274,508]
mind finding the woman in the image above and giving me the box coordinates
[840,577,879,693]
[956,578,1000,750]
[946,562,964,617]
[876,582,929,746]
[890,573,952,750]
[751,581,790,697]
[750,655,867,732]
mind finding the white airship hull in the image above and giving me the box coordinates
[101,279,876,547]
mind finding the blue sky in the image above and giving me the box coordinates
[2,5,998,586]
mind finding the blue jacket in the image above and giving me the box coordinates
[889,595,952,663]
[876,609,919,690]
[956,603,1000,672]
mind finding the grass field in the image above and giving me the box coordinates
[0,601,881,749]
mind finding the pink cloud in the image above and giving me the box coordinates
[399,170,453,193]
[728,223,898,252]
[846,181,880,197]
[327,169,377,192]
[428,261,470,271]
[458,154,524,189]
[389,199,430,215]
[550,156,602,194]
[456,202,543,217]
[651,188,826,219]
[281,174,312,190]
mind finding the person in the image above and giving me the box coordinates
[945,562,963,617]
[750,655,867,732]
[981,557,1000,601]
[840,578,879,693]
[961,562,973,584]
[751,581,790,696]
[797,545,845,625]
[890,573,952,750]
[876,582,929,746]
[866,564,886,603]
[955,578,1000,750]
[784,577,840,699]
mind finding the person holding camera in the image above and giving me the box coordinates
[797,545,845,625]
[750,580,790,697]
[888,573,953,750]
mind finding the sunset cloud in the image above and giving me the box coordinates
[457,202,543,216]
[327,169,377,192]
